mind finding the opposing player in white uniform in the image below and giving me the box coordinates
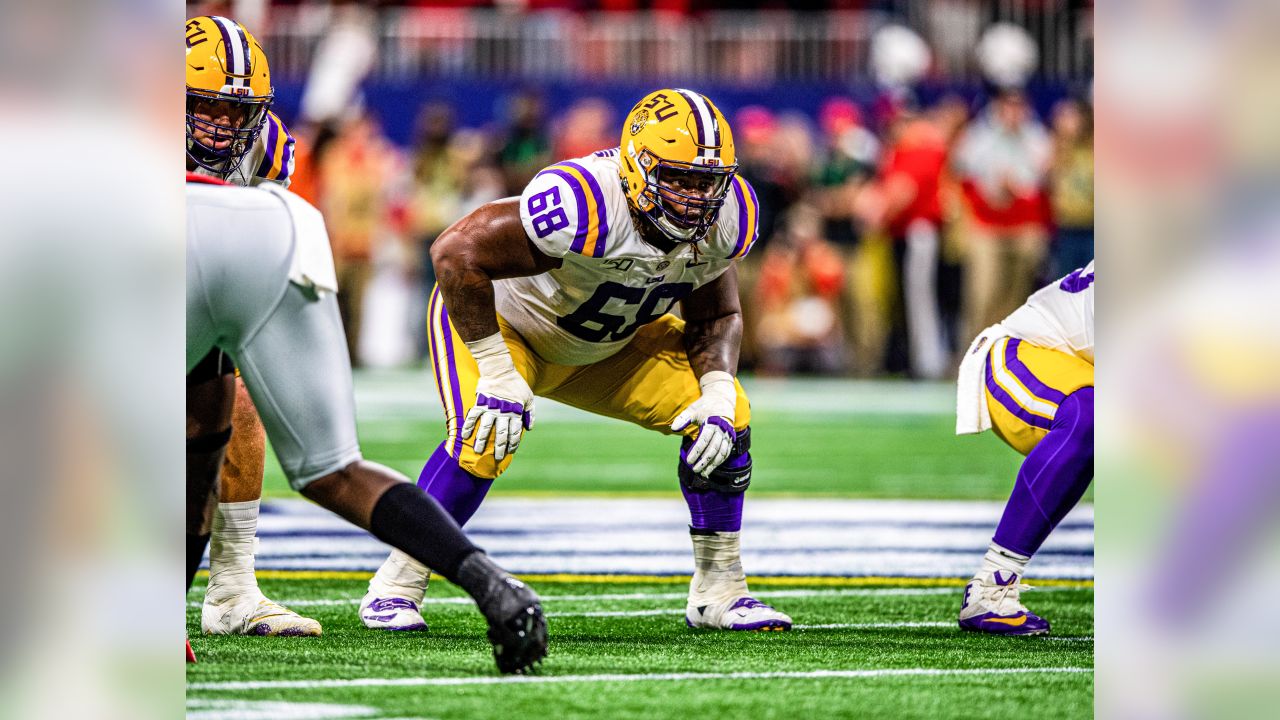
[359,89,792,633]
[955,262,1094,634]
[185,15,316,637]
[185,175,547,673]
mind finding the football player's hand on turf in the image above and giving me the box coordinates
[671,371,737,477]
[462,333,535,462]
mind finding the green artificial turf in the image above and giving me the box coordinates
[200,373,1093,718]
[187,577,1093,720]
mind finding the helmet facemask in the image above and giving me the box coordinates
[185,90,270,176]
[639,157,736,242]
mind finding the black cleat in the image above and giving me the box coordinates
[456,553,548,674]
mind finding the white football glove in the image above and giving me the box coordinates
[460,332,535,462]
[670,371,738,477]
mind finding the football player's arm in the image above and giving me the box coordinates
[430,197,562,342]
[681,265,743,377]
[430,197,561,459]
[672,266,744,476]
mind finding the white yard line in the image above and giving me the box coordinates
[188,585,1094,609]
[794,621,955,630]
[549,608,682,618]
[190,666,1093,691]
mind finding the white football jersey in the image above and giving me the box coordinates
[1003,260,1095,364]
[191,110,296,188]
[494,149,760,366]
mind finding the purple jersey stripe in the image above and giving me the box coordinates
[541,168,590,254]
[730,177,749,258]
[559,160,610,257]
[277,127,294,180]
[256,114,280,178]
[986,353,1054,431]
[1004,338,1069,406]
[438,297,466,457]
[741,176,759,255]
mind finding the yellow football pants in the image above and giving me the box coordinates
[425,287,751,479]
[984,336,1094,456]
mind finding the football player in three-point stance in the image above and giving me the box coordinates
[955,261,1095,635]
[185,15,319,637]
[359,89,793,633]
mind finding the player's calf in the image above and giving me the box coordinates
[361,442,498,631]
[678,428,791,631]
[202,498,322,637]
[959,388,1093,636]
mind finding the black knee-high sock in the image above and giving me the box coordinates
[187,533,210,591]
[369,482,482,583]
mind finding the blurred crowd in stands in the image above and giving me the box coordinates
[282,84,1091,378]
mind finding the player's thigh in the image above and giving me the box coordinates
[984,336,1094,455]
[233,286,363,490]
[424,285,539,478]
[546,314,751,435]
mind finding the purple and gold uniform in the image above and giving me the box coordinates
[186,15,295,188]
[190,109,295,188]
[363,90,793,634]
[428,148,759,480]
[959,260,1094,454]
[955,262,1094,636]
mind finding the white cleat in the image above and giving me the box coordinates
[686,595,792,631]
[201,590,322,637]
[359,591,428,631]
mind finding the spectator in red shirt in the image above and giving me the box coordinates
[857,97,951,379]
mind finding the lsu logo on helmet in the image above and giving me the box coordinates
[185,15,274,176]
[619,89,738,243]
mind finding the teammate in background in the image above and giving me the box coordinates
[359,89,793,633]
[185,15,318,636]
[954,261,1094,635]
[186,175,547,674]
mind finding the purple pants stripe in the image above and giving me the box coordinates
[426,288,453,453]
[985,352,1053,431]
[1004,338,1068,406]
[435,291,465,457]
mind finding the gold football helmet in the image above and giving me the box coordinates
[185,15,274,176]
[619,89,738,242]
